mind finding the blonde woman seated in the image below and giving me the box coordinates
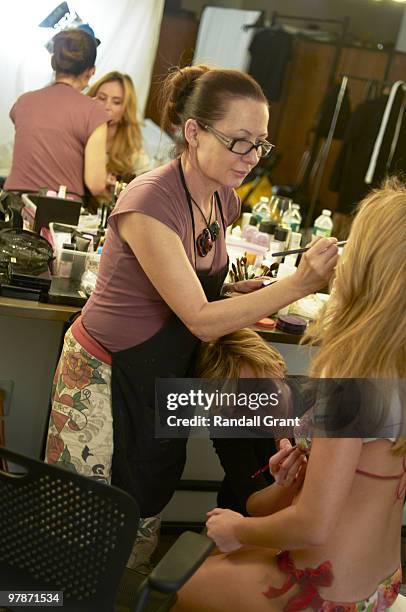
[87,71,149,186]
[174,179,405,611]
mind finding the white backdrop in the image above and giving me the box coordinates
[0,0,164,170]
[193,7,262,70]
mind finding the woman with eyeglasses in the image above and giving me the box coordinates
[45,65,338,570]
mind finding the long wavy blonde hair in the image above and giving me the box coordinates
[303,178,406,454]
[87,71,142,178]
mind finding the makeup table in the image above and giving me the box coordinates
[0,294,313,527]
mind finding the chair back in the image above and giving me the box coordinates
[0,447,139,611]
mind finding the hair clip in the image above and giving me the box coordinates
[168,65,183,76]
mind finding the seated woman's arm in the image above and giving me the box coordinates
[247,482,300,517]
[208,438,362,551]
[238,438,362,548]
[246,441,306,516]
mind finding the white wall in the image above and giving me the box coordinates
[0,0,164,149]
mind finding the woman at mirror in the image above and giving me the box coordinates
[5,29,108,200]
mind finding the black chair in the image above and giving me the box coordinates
[0,447,213,612]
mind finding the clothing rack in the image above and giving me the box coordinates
[270,12,350,36]
[338,73,389,86]
[243,13,350,90]
[305,77,406,225]
[297,70,390,226]
[305,75,348,227]
[241,12,265,32]
[243,12,349,37]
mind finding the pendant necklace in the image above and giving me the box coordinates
[190,194,220,257]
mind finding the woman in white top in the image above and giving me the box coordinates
[174,179,406,611]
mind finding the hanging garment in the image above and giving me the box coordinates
[365,80,406,184]
[248,28,293,102]
[313,82,352,140]
[330,90,406,214]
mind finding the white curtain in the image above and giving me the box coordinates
[193,6,262,71]
[0,0,164,172]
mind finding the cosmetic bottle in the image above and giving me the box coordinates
[276,260,297,316]
[269,226,289,263]
[242,215,259,242]
[253,221,277,249]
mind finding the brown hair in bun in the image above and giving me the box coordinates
[160,64,268,152]
[51,29,97,76]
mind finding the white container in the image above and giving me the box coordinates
[241,212,252,229]
[313,209,333,237]
[288,231,302,251]
[276,261,297,316]
[226,235,267,267]
[55,248,100,281]
[285,254,299,268]
[269,226,289,263]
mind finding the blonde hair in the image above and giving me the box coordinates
[87,71,142,178]
[195,328,286,379]
[303,178,406,453]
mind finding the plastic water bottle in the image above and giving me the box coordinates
[291,204,302,232]
[313,209,333,237]
[281,202,294,231]
[252,196,270,223]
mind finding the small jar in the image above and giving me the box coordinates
[276,315,307,335]
[254,220,277,249]
[242,216,259,242]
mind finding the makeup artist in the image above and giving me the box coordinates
[45,65,338,568]
[5,28,108,200]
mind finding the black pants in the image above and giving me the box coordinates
[212,437,277,515]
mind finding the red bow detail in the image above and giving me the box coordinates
[263,551,334,611]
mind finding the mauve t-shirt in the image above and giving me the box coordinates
[82,159,241,352]
[5,83,108,196]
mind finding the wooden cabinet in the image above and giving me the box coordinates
[145,13,199,126]
[270,39,406,215]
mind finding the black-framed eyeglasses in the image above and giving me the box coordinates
[196,121,275,158]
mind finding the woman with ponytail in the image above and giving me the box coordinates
[5,28,108,199]
[45,65,338,570]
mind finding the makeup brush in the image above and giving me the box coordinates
[271,240,347,258]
